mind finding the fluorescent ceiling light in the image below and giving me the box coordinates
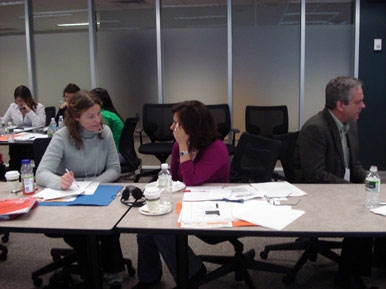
[57,22,89,27]
[0,1,23,6]
[57,21,101,27]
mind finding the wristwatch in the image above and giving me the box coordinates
[179,150,189,157]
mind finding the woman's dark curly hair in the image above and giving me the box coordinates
[172,100,219,151]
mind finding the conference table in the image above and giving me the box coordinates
[117,183,386,289]
[0,182,128,289]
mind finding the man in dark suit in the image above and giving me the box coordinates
[294,76,376,289]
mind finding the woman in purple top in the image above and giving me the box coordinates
[133,101,230,289]
[170,100,230,185]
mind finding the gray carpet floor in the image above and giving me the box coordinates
[1,232,386,289]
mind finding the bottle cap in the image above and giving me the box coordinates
[161,163,168,170]
[21,159,31,165]
[370,166,378,172]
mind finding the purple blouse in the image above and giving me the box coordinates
[170,139,230,186]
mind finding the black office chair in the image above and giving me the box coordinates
[196,133,288,289]
[259,131,342,284]
[119,114,142,179]
[33,137,52,172]
[230,132,282,183]
[134,103,176,182]
[245,105,288,137]
[207,104,239,155]
[44,106,56,126]
[272,131,300,182]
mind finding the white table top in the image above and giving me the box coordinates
[117,183,386,238]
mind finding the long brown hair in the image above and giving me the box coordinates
[172,100,218,151]
[14,85,37,111]
[65,90,103,150]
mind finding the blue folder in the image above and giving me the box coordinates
[39,184,123,206]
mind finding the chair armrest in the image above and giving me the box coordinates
[136,128,144,146]
[228,128,240,146]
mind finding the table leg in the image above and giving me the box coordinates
[86,235,102,289]
[176,234,189,289]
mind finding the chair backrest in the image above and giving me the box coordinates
[273,131,300,183]
[245,105,288,137]
[33,137,52,171]
[142,103,176,143]
[45,106,56,126]
[230,132,282,183]
[119,114,142,172]
[207,104,231,141]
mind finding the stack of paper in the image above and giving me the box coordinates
[35,182,99,201]
[0,197,38,220]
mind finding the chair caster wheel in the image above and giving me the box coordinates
[33,277,43,287]
[282,273,295,285]
[2,234,9,243]
[0,252,7,261]
[260,251,268,259]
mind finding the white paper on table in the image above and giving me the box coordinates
[35,181,99,201]
[178,201,233,228]
[230,199,305,230]
[182,186,228,201]
[14,132,48,141]
[250,182,307,198]
[371,206,386,216]
[226,184,261,201]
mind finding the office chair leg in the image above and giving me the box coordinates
[0,245,7,261]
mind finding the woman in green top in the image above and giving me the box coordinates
[92,88,125,162]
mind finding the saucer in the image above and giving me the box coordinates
[139,204,172,216]
[145,181,186,193]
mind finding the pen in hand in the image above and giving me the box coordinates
[65,168,79,188]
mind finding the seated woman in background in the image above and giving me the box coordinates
[55,83,80,123]
[91,87,125,162]
[2,85,46,171]
[36,90,124,288]
[133,100,230,289]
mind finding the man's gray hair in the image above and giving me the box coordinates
[325,76,362,109]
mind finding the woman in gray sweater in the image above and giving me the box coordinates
[36,90,124,288]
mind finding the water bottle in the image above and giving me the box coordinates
[0,117,5,136]
[6,121,15,142]
[47,117,57,137]
[365,165,381,208]
[157,163,172,212]
[58,115,64,129]
[21,159,35,195]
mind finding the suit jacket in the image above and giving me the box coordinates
[294,108,366,184]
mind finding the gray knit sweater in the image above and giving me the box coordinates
[36,125,121,189]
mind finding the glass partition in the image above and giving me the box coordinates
[232,0,301,132]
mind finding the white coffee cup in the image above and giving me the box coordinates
[5,170,20,192]
[144,187,161,214]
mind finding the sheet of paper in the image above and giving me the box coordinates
[178,201,233,228]
[182,186,228,201]
[14,132,48,141]
[226,184,261,201]
[35,181,99,201]
[250,182,307,198]
[230,199,305,230]
[371,206,386,216]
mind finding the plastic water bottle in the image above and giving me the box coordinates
[21,159,35,195]
[58,115,64,129]
[47,117,57,137]
[6,121,15,142]
[0,117,5,136]
[365,165,381,208]
[157,163,172,212]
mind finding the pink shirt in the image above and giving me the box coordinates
[170,139,230,186]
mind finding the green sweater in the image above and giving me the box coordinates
[101,109,124,152]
